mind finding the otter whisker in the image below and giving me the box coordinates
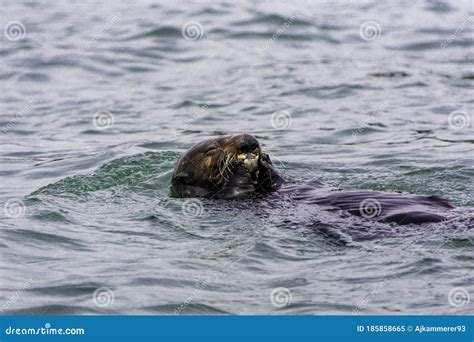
[219,153,236,181]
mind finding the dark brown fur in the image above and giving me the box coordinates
[172,134,283,198]
[172,134,454,225]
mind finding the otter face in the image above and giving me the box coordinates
[226,134,261,175]
[171,134,283,198]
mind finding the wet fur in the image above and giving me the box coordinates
[171,134,454,225]
[171,134,273,198]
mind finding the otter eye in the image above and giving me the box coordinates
[204,145,217,155]
[239,142,259,153]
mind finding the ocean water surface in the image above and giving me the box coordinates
[0,0,473,315]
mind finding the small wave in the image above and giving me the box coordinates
[3,304,102,315]
[4,228,89,250]
[461,74,474,80]
[231,13,313,27]
[17,72,50,82]
[394,81,428,88]
[31,210,71,223]
[27,283,107,296]
[127,26,182,40]
[141,303,230,315]
[280,84,379,99]
[397,39,473,51]
[424,0,455,13]
[370,71,410,78]
[225,30,339,44]
[30,152,179,197]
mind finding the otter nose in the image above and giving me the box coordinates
[238,135,259,152]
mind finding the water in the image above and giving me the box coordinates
[1,1,473,315]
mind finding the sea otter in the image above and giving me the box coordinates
[171,134,454,225]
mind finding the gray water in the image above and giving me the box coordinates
[0,1,473,315]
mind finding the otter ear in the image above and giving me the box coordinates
[172,171,189,183]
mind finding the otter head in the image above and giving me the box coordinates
[171,134,283,198]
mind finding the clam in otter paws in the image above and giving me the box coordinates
[237,153,259,173]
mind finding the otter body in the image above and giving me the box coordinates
[172,134,454,225]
